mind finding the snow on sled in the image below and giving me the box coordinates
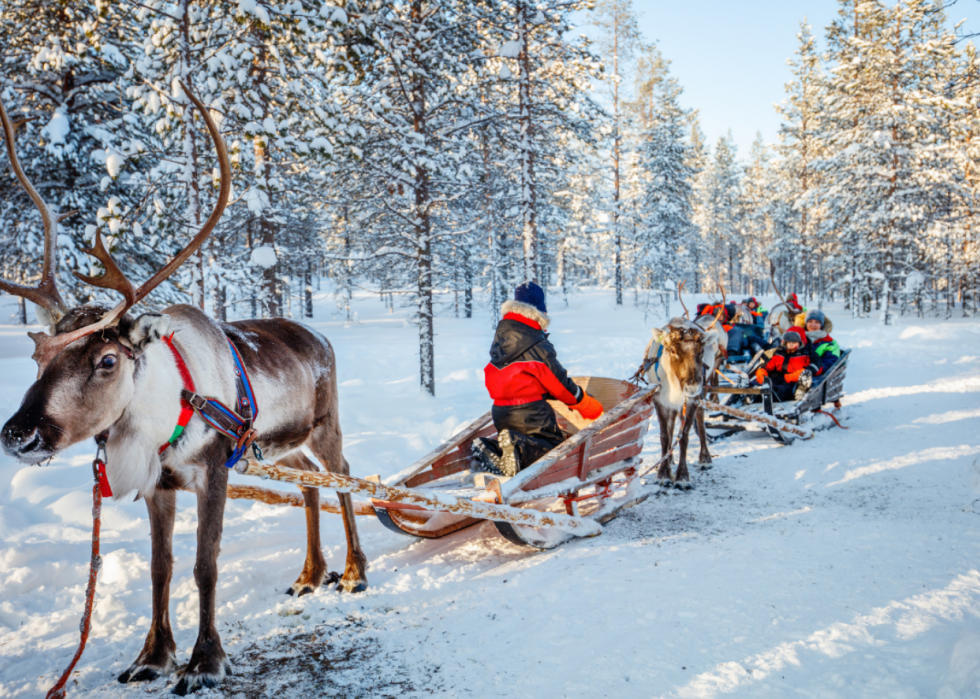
[370,377,656,549]
[703,350,852,445]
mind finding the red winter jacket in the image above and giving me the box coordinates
[762,330,821,383]
[484,313,583,407]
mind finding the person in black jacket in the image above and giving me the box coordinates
[471,282,603,477]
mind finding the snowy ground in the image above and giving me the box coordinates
[2,288,980,699]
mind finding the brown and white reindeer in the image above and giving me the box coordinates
[0,89,367,695]
[639,283,727,489]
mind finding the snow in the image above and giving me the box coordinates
[1,290,980,698]
[41,109,70,149]
[105,153,124,178]
[500,40,522,58]
[249,245,277,268]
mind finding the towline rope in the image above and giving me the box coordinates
[45,436,106,699]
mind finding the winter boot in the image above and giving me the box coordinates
[497,429,521,478]
[794,369,813,401]
[470,438,504,477]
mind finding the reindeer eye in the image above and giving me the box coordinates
[99,355,118,369]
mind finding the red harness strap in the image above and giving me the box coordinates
[159,333,197,455]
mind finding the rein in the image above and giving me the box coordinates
[44,433,107,699]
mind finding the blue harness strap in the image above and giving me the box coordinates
[179,338,262,468]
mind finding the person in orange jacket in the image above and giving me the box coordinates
[471,282,603,477]
[754,327,821,401]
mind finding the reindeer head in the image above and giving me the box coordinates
[651,319,709,402]
[1,308,171,462]
[0,84,230,464]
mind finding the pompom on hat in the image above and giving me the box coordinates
[514,282,546,314]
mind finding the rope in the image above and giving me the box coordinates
[45,439,105,699]
[814,409,848,429]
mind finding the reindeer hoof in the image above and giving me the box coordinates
[287,584,315,598]
[172,658,231,696]
[118,652,177,684]
[698,462,713,471]
[287,569,337,596]
[673,480,693,491]
[337,579,368,594]
[656,477,673,488]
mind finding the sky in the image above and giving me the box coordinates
[625,0,980,155]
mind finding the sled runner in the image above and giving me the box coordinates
[705,350,851,444]
[369,377,656,549]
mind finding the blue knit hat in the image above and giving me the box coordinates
[514,282,547,314]
[804,309,826,327]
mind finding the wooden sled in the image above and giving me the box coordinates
[705,350,851,444]
[371,377,657,549]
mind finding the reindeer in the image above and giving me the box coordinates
[639,283,727,489]
[0,89,367,695]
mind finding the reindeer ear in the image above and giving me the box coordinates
[125,313,171,353]
[650,327,664,343]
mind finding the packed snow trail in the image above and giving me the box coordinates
[1,291,979,698]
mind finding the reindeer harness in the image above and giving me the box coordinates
[160,333,262,468]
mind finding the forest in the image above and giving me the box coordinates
[0,0,976,393]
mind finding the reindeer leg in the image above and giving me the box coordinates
[674,406,696,490]
[337,483,368,593]
[174,453,231,696]
[695,403,713,469]
[655,403,675,487]
[310,422,368,594]
[280,453,331,597]
[119,488,177,683]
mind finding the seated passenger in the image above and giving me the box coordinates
[787,293,805,314]
[698,302,744,355]
[754,327,821,402]
[803,309,841,374]
[743,297,766,325]
[471,282,603,477]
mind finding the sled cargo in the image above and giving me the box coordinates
[705,349,852,444]
[370,377,657,549]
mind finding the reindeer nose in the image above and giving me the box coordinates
[1,423,40,457]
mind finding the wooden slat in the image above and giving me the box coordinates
[577,434,593,480]
[405,452,473,488]
[522,441,643,491]
[709,386,765,395]
[503,385,657,499]
[593,408,651,443]
[590,423,646,456]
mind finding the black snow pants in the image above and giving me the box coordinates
[491,400,566,471]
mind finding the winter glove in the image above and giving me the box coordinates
[755,369,768,384]
[784,370,802,383]
[571,393,604,420]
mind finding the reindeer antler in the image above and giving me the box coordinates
[0,101,68,320]
[705,282,727,331]
[29,82,231,370]
[677,280,690,319]
[769,260,789,309]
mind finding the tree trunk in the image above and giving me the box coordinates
[412,0,435,396]
[517,2,538,284]
[252,38,279,318]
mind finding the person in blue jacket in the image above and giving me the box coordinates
[804,309,841,374]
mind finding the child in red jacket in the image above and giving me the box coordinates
[755,327,820,401]
[472,282,603,477]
